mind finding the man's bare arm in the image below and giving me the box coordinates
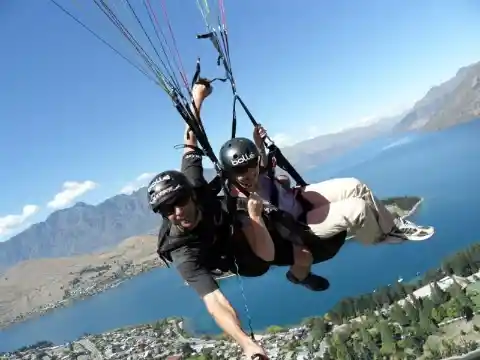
[183,97,203,154]
[203,289,256,350]
[241,216,275,262]
[184,83,211,154]
[253,126,268,167]
[258,146,268,168]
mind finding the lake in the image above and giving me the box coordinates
[1,120,480,352]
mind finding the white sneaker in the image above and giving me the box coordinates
[385,219,435,243]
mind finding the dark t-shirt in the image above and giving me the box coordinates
[167,151,307,297]
[169,151,235,297]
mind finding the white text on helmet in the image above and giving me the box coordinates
[231,153,256,166]
[149,184,182,205]
[148,174,172,193]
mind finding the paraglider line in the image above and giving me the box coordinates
[48,0,159,86]
[143,0,185,96]
[159,0,189,90]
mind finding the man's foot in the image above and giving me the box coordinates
[384,218,435,244]
[286,271,330,291]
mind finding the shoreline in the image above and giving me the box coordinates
[5,271,480,358]
[4,228,480,359]
[0,267,158,331]
[401,196,424,219]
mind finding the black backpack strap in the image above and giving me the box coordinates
[208,175,223,196]
[265,151,280,208]
[156,220,172,267]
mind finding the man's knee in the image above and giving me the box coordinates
[304,177,367,202]
[344,177,362,187]
[342,197,368,230]
[342,177,364,191]
[339,178,371,199]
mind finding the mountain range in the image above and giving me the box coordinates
[394,62,480,131]
[1,61,480,272]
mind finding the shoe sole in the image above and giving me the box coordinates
[404,227,435,241]
[386,227,435,243]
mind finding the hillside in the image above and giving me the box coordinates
[0,170,220,271]
[0,189,160,272]
[282,113,404,171]
[0,235,160,328]
[395,61,480,131]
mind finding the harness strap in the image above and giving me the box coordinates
[156,220,173,266]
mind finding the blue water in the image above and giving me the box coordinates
[1,120,480,352]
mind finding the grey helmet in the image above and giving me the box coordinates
[219,137,260,173]
[147,170,193,214]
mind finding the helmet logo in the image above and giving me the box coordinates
[148,174,172,193]
[149,184,182,205]
[231,153,256,166]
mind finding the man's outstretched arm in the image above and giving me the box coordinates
[183,83,211,154]
[203,289,256,349]
[171,247,265,357]
[181,83,212,187]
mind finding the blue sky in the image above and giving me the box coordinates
[1,0,480,240]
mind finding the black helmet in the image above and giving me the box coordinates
[147,170,193,214]
[219,137,260,172]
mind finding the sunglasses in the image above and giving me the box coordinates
[156,193,191,216]
[232,158,260,175]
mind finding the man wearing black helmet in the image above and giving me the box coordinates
[148,83,273,359]
[218,127,435,288]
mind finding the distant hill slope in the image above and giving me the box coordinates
[0,235,159,327]
[394,61,480,131]
[0,190,160,272]
[282,113,404,172]
[0,169,216,272]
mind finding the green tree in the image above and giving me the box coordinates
[430,281,449,305]
[404,300,419,323]
[265,325,284,334]
[448,280,464,298]
[311,317,326,341]
[457,288,475,308]
[393,282,408,299]
[201,347,213,360]
[326,310,343,325]
[332,334,353,360]
[359,326,379,355]
[378,321,396,355]
[390,303,410,326]
[181,343,194,357]
[446,298,462,318]
[431,305,447,323]
[441,264,454,276]
[419,307,438,334]
[404,334,424,356]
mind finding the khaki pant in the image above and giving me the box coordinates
[301,178,396,245]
